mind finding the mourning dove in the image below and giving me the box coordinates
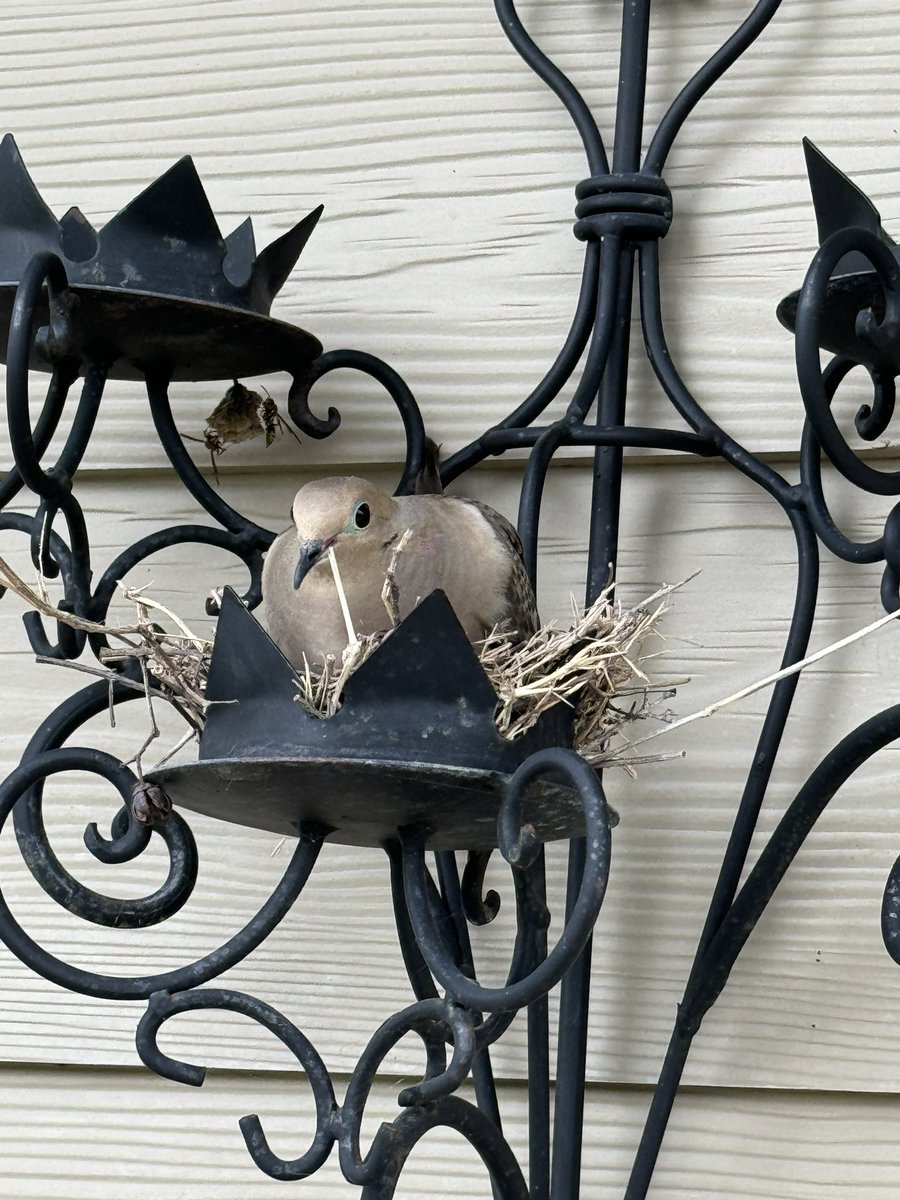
[262,476,538,667]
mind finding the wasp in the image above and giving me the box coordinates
[182,380,301,483]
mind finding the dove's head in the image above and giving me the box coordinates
[289,476,397,590]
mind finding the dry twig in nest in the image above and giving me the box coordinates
[0,553,211,778]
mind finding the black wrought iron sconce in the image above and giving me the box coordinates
[1,0,900,1196]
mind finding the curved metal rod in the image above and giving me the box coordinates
[384,839,441,1002]
[0,750,325,998]
[433,849,503,1126]
[881,853,900,965]
[441,243,601,485]
[340,998,479,1185]
[0,511,84,659]
[799,358,885,564]
[359,1095,529,1200]
[795,227,900,495]
[493,0,607,176]
[87,524,264,654]
[0,365,77,509]
[683,702,900,1028]
[6,253,80,501]
[461,850,501,926]
[517,422,568,586]
[29,360,107,589]
[626,503,820,1200]
[297,350,426,496]
[13,680,198,923]
[639,239,796,507]
[341,1001,446,1183]
[385,844,519,1058]
[137,987,337,1181]
[401,750,611,1013]
[145,372,275,540]
[565,239,624,423]
[481,422,718,456]
[645,0,784,174]
[3,747,197,928]
[856,365,896,441]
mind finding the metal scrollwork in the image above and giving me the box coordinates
[2,0,900,1197]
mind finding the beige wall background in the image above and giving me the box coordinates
[1,0,900,1195]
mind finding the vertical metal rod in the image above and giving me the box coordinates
[384,842,439,1002]
[553,9,652,1187]
[612,0,652,173]
[434,851,503,1133]
[586,250,635,602]
[527,850,550,1200]
[549,838,593,1200]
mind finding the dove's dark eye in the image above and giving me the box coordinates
[353,502,371,529]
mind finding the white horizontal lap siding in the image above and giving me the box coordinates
[0,1066,898,1198]
[0,463,899,1094]
[1,2,899,1193]
[0,0,896,471]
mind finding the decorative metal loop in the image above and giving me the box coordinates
[856,365,896,440]
[0,744,325,998]
[0,745,197,929]
[288,362,342,439]
[6,252,83,500]
[799,358,886,566]
[493,0,607,176]
[340,998,449,1184]
[574,174,672,242]
[400,750,611,1014]
[795,227,900,495]
[682,702,900,1034]
[0,510,86,658]
[145,372,275,541]
[14,681,174,917]
[461,851,501,926]
[645,0,784,174]
[0,366,76,510]
[294,350,426,495]
[359,1095,529,1200]
[137,987,337,1182]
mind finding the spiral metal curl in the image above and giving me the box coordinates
[8,2,900,1197]
[795,228,900,495]
[400,750,611,1014]
[138,987,338,1181]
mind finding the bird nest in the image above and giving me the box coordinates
[0,550,680,777]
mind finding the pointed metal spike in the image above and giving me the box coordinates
[344,590,499,713]
[59,206,98,263]
[223,216,256,289]
[803,138,891,246]
[94,156,226,295]
[0,133,61,242]
[100,155,223,245]
[200,587,301,761]
[249,204,323,313]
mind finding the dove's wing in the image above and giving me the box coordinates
[460,498,539,638]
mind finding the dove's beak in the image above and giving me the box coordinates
[293,538,333,590]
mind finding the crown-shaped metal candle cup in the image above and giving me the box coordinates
[777,139,900,371]
[151,588,581,850]
[0,135,322,380]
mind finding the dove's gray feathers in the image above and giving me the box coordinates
[262,476,538,668]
